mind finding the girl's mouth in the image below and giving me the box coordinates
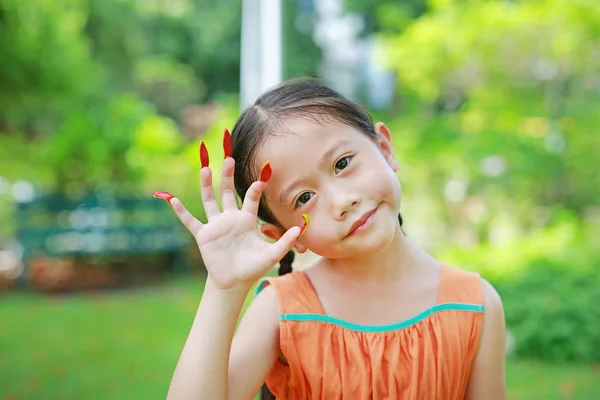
[346,206,379,237]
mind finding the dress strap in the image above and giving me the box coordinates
[436,264,484,306]
[255,271,325,315]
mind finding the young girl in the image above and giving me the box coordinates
[156,79,506,399]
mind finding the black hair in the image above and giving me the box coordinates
[231,78,405,399]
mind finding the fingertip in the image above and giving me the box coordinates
[250,179,267,192]
[273,226,301,258]
[291,225,302,237]
[200,166,213,180]
[223,156,235,173]
[153,191,174,204]
[282,225,302,242]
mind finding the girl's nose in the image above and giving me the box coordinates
[332,191,360,220]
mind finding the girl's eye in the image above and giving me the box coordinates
[335,156,352,174]
[295,192,313,208]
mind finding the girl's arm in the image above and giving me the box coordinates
[228,284,281,399]
[163,149,302,400]
[465,279,507,400]
[166,279,248,400]
[167,280,280,400]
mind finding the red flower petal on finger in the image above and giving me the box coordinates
[259,161,272,182]
[223,128,232,159]
[200,141,209,168]
[153,192,174,204]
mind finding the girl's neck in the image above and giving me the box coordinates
[321,225,430,284]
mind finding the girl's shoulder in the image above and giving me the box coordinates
[255,270,323,315]
[439,263,502,311]
[437,263,486,306]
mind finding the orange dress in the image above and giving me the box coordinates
[255,264,484,399]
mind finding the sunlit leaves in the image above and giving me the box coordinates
[381,0,600,246]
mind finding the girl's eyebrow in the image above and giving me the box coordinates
[277,139,352,204]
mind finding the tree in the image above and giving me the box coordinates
[379,0,600,245]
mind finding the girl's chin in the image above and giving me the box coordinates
[315,236,396,260]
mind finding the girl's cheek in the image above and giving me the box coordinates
[302,223,325,244]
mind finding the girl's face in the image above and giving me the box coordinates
[257,118,402,259]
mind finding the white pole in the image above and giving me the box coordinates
[240,0,282,110]
[240,0,260,110]
[260,0,282,90]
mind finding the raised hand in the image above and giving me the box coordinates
[154,129,309,291]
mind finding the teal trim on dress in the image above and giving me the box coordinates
[280,302,484,333]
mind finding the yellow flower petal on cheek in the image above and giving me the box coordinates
[299,214,310,236]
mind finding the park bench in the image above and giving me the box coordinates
[15,193,190,290]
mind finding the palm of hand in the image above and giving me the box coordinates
[196,210,278,289]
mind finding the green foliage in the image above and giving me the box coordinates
[496,259,600,362]
[347,0,428,34]
[376,0,600,258]
[0,0,322,236]
[41,94,157,196]
[441,215,600,361]
[135,105,241,222]
[0,0,244,220]
[281,1,321,78]
[133,55,204,118]
[0,0,98,127]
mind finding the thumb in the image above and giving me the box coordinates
[268,226,302,264]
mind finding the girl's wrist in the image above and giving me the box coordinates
[204,277,253,299]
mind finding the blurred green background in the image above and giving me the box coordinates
[1,0,599,398]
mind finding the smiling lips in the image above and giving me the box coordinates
[347,207,378,236]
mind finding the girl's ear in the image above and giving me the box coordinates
[260,223,308,253]
[374,122,399,172]
[260,223,283,241]
[293,242,307,254]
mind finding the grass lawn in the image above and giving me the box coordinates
[1,275,599,399]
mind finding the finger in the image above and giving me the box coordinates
[269,226,302,263]
[220,157,238,211]
[241,180,267,215]
[241,161,272,215]
[198,141,221,219]
[155,194,203,235]
[200,166,221,219]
